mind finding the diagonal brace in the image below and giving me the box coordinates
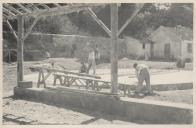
[24,17,39,40]
[87,7,111,37]
[4,3,22,15]
[118,4,144,36]
[6,20,18,40]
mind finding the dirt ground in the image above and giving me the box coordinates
[3,58,193,124]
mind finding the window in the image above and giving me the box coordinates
[142,43,145,49]
[187,43,192,53]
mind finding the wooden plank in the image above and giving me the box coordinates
[3,4,107,20]
[6,20,18,40]
[3,14,9,19]
[4,4,22,15]
[31,66,101,79]
[29,3,40,11]
[110,4,118,94]
[118,4,144,36]
[16,4,31,13]
[17,15,24,83]
[3,8,16,17]
[53,3,61,8]
[3,13,15,20]
[26,4,107,18]
[87,8,111,37]
[24,17,39,40]
[39,4,50,10]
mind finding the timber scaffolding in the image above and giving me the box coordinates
[3,3,145,95]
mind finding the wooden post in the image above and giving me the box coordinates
[110,4,118,94]
[17,15,24,84]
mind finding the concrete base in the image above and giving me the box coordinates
[18,81,33,88]
[14,87,192,124]
[119,83,193,92]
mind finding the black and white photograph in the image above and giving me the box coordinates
[2,2,194,125]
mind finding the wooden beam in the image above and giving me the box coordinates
[29,3,40,11]
[25,4,107,18]
[16,3,31,13]
[3,14,9,19]
[87,8,111,37]
[3,8,16,17]
[118,4,144,36]
[39,4,50,10]
[17,15,24,83]
[6,20,18,40]
[110,4,118,94]
[4,3,22,15]
[3,4,107,20]
[53,3,61,8]
[3,11,16,20]
[24,17,39,40]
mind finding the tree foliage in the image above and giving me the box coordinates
[3,3,193,39]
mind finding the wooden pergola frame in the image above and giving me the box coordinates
[3,3,144,94]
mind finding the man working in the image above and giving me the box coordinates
[133,63,153,96]
[86,44,96,75]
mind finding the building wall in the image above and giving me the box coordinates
[181,40,193,60]
[152,37,181,60]
[153,40,192,60]
[25,33,126,61]
[125,37,151,59]
[171,41,181,59]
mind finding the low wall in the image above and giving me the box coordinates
[14,87,192,124]
[119,82,193,92]
[25,33,126,61]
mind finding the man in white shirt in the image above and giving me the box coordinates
[133,63,153,95]
[87,48,96,75]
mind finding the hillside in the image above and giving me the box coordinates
[3,3,193,62]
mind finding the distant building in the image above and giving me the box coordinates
[148,25,193,61]
[125,36,151,60]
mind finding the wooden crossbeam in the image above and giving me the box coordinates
[53,3,61,8]
[39,4,50,10]
[3,4,107,20]
[6,20,18,40]
[3,14,9,19]
[25,4,107,18]
[87,7,111,37]
[24,17,39,40]
[16,3,32,13]
[118,4,144,36]
[68,3,74,6]
[3,8,16,17]
[4,3,22,15]
[31,66,101,79]
[29,3,40,11]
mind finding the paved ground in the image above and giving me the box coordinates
[3,98,143,125]
[3,58,193,124]
[24,68,193,87]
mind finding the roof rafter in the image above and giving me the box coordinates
[16,3,32,13]
[87,7,111,37]
[2,3,108,21]
[53,3,61,8]
[32,4,107,18]
[4,3,22,15]
[3,8,16,17]
[6,20,18,40]
[118,3,144,36]
[29,3,40,11]
[39,4,50,10]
